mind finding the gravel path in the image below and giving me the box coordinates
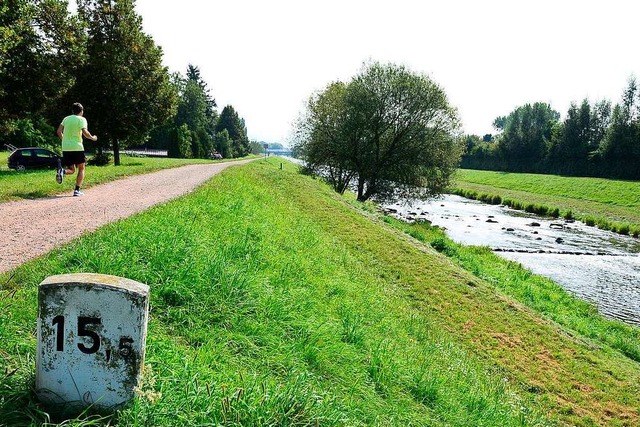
[0,159,255,274]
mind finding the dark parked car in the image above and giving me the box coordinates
[7,147,61,171]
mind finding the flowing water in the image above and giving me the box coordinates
[385,195,640,326]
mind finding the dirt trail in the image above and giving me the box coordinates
[0,159,254,274]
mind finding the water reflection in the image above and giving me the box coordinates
[385,195,640,326]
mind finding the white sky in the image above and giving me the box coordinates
[134,0,640,144]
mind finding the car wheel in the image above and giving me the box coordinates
[15,164,26,171]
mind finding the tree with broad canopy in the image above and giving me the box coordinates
[294,61,463,203]
[73,0,176,165]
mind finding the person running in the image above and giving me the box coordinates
[56,102,97,196]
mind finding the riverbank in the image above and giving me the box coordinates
[383,194,640,327]
[1,158,639,426]
[452,169,640,237]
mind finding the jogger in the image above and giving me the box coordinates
[56,102,97,196]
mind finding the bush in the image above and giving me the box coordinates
[536,205,549,216]
[430,237,457,257]
[87,152,112,166]
[430,237,448,252]
[617,224,630,235]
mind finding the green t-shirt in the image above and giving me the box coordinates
[61,115,88,151]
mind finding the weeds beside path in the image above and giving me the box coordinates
[0,159,255,273]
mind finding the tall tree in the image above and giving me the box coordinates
[547,100,591,174]
[186,64,217,115]
[75,0,176,165]
[215,105,250,157]
[492,116,507,132]
[294,81,357,194]
[295,61,463,203]
[185,64,217,142]
[590,99,612,152]
[496,102,559,171]
[596,77,640,178]
[172,65,218,158]
[167,123,192,158]
[175,77,208,157]
[0,0,84,134]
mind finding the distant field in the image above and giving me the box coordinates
[453,169,640,231]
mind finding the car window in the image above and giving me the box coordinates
[20,150,33,158]
[35,149,54,158]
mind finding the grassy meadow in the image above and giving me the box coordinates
[452,169,640,236]
[1,158,639,426]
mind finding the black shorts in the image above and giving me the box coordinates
[62,151,86,167]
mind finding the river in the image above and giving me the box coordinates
[385,195,640,326]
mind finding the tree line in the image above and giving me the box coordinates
[0,0,254,165]
[463,78,640,179]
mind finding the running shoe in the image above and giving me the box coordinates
[73,189,84,197]
[56,167,64,184]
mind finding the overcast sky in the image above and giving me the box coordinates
[133,0,640,144]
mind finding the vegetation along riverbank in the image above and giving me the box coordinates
[1,158,638,426]
[452,169,640,237]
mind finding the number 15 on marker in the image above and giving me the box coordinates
[49,315,133,361]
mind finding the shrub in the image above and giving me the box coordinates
[430,237,448,253]
[535,205,549,216]
[617,224,630,235]
[430,237,457,257]
[87,152,112,166]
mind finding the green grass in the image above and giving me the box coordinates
[0,151,219,202]
[1,159,639,426]
[453,169,640,237]
[382,217,640,362]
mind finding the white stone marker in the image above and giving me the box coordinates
[36,273,149,411]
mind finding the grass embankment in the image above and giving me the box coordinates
[452,169,640,237]
[0,152,217,202]
[1,159,639,426]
